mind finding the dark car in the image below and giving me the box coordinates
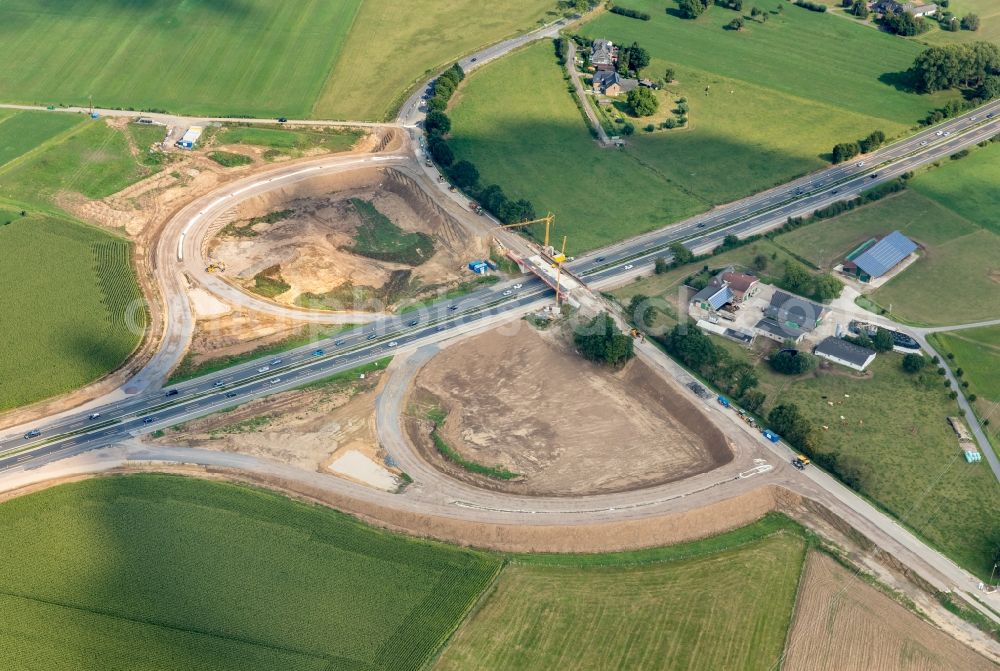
[23,429,40,440]
[367,333,377,340]
[448,305,459,311]
[409,319,419,326]
[595,257,605,262]
[143,417,154,424]
[225,392,238,398]
[277,117,288,123]
[165,389,179,397]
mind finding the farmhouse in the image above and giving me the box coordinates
[903,2,937,17]
[813,336,877,372]
[590,39,616,71]
[592,70,638,96]
[842,230,917,283]
[869,0,903,15]
[689,268,760,312]
[754,291,827,344]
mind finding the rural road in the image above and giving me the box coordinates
[1,8,999,645]
[563,40,612,147]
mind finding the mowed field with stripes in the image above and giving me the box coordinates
[0,0,554,120]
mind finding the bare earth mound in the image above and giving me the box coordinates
[406,327,732,496]
[783,552,996,671]
[209,167,485,311]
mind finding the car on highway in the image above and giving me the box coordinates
[596,256,605,262]
[269,378,282,385]
[388,341,398,348]
[88,413,101,420]
[334,339,346,346]
[436,324,447,331]
[696,223,705,228]
[213,380,224,387]
[23,429,41,439]
[936,130,944,136]
[943,131,951,137]
[270,358,283,365]
[988,113,995,119]
[312,349,324,357]
[225,392,238,398]
[165,389,179,397]
[448,305,458,311]
[367,333,377,340]
[855,161,864,167]
[408,319,419,326]
[257,366,270,373]
[830,189,839,195]
[470,57,478,62]
[971,116,978,121]
[870,173,878,179]
[921,141,928,146]
[623,264,634,270]
[142,417,153,424]
[513,283,523,289]
[502,289,513,296]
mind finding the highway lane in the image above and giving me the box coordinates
[0,282,551,466]
[7,95,1000,468]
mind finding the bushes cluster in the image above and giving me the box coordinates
[793,1,827,12]
[574,313,635,367]
[881,9,929,36]
[656,325,764,410]
[831,130,885,163]
[677,0,711,19]
[610,5,650,20]
[910,42,1000,93]
[769,349,815,375]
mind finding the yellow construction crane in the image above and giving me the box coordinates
[496,212,555,251]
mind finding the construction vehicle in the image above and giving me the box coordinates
[629,328,640,338]
[205,261,226,273]
[468,200,484,215]
[791,455,810,470]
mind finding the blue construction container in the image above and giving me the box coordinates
[468,260,489,274]
[762,429,780,443]
[716,395,730,408]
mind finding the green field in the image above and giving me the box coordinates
[0,114,153,411]
[0,475,502,671]
[777,146,1000,325]
[0,118,166,213]
[449,5,953,251]
[0,216,144,410]
[346,198,435,265]
[0,0,362,118]
[932,326,1000,444]
[312,0,556,120]
[0,0,554,120]
[212,125,362,158]
[726,346,1000,578]
[435,530,806,670]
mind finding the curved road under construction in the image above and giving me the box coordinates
[0,15,998,639]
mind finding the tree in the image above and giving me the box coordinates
[961,14,980,31]
[850,0,869,19]
[767,403,815,452]
[882,10,928,36]
[677,0,709,19]
[664,67,676,82]
[770,349,816,375]
[859,129,886,153]
[449,160,479,189]
[498,198,535,224]
[740,389,766,413]
[725,17,745,30]
[428,139,454,167]
[663,324,720,371]
[811,274,843,301]
[910,42,1000,93]
[752,254,768,271]
[654,257,669,274]
[669,241,694,265]
[872,328,894,353]
[832,141,860,163]
[902,353,927,373]
[478,184,507,214]
[574,313,634,367]
[628,295,657,328]
[627,87,659,116]
[424,110,451,137]
[782,260,812,295]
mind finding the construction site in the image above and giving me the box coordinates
[206,167,488,311]
[404,326,732,497]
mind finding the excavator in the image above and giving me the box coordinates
[205,260,226,273]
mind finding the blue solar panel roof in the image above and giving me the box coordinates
[708,286,732,310]
[852,231,916,278]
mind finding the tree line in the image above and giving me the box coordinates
[909,42,1000,95]
[610,5,651,20]
[830,129,885,164]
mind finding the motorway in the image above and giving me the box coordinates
[0,12,998,636]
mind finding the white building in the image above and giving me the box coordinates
[813,337,877,372]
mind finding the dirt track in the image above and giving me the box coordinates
[406,327,732,496]
[783,552,996,671]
